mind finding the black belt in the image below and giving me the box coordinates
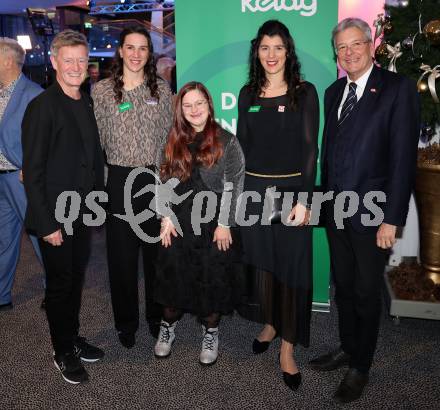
[0,169,18,174]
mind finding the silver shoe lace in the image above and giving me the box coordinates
[159,323,172,343]
[202,330,216,351]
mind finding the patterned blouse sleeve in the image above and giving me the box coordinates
[91,81,107,153]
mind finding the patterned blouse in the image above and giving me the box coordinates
[92,77,173,167]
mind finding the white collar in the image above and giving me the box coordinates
[346,63,374,91]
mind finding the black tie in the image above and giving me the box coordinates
[338,82,357,126]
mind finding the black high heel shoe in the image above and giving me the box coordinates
[252,332,277,354]
[283,371,302,390]
[279,353,302,390]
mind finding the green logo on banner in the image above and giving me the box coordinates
[248,105,261,112]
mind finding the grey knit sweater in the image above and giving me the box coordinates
[157,127,245,227]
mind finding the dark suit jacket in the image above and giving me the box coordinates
[320,64,420,232]
[21,81,104,237]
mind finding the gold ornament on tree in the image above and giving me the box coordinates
[423,19,440,45]
[417,79,429,93]
[383,20,394,35]
[375,42,389,60]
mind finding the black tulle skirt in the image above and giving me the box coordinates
[154,169,244,317]
[237,174,313,346]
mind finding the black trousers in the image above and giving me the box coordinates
[39,224,91,355]
[106,164,161,335]
[326,222,387,373]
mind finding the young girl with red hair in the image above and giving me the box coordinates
[154,82,245,366]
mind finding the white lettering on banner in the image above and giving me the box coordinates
[220,118,237,135]
[222,92,237,110]
[241,0,317,17]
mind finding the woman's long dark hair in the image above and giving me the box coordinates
[247,20,302,110]
[111,26,159,103]
[161,82,223,181]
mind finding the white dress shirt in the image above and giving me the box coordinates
[337,63,374,119]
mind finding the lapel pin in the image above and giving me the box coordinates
[278,105,285,112]
[370,88,377,93]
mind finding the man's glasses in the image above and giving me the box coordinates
[335,40,370,55]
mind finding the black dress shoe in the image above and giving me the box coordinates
[252,332,277,354]
[0,302,13,312]
[283,372,302,390]
[333,368,369,404]
[118,332,136,349]
[309,347,350,371]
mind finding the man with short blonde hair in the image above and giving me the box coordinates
[49,29,89,56]
[22,29,105,384]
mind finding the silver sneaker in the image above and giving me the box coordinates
[199,325,219,366]
[154,320,178,358]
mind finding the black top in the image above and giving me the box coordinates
[67,95,97,187]
[22,81,104,237]
[187,131,204,156]
[237,81,319,201]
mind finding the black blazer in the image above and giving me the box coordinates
[320,64,420,232]
[22,81,104,237]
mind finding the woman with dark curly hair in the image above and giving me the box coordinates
[92,26,173,348]
[237,20,319,389]
[153,81,245,366]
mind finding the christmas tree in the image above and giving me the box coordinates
[375,0,440,144]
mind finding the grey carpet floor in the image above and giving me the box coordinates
[0,227,439,410]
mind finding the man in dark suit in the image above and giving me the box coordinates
[0,37,43,312]
[22,30,105,384]
[310,18,420,403]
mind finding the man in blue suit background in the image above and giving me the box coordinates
[0,37,43,311]
[309,18,420,404]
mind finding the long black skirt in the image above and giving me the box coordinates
[154,170,244,318]
[238,174,313,346]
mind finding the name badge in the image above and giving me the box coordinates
[248,105,261,113]
[146,98,158,105]
[118,102,133,112]
[278,105,285,112]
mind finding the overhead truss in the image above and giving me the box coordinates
[89,2,174,15]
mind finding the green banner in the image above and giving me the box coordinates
[175,0,338,306]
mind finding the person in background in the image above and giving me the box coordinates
[236,20,319,390]
[0,37,43,312]
[80,63,100,95]
[156,55,176,94]
[22,29,105,385]
[309,18,420,404]
[92,26,173,348]
[154,81,245,366]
